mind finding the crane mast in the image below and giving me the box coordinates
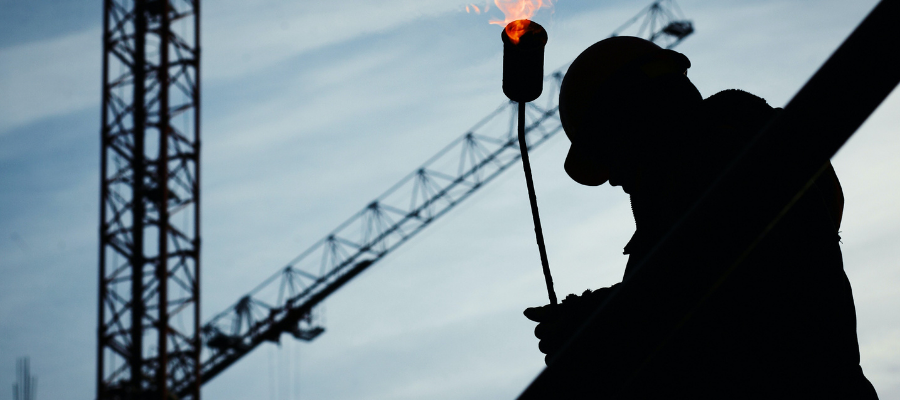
[97,0,201,398]
[186,0,693,392]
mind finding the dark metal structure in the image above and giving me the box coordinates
[188,0,693,391]
[612,0,694,49]
[97,0,201,398]
[13,358,37,400]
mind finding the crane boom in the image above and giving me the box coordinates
[178,0,693,393]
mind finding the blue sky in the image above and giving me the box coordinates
[1,0,898,399]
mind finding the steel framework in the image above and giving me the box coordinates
[613,0,694,49]
[97,0,201,399]
[13,358,37,400]
[187,0,693,391]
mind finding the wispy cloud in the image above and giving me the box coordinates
[203,0,461,82]
[0,27,101,134]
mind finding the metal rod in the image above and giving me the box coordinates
[517,101,557,305]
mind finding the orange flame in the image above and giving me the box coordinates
[489,0,552,44]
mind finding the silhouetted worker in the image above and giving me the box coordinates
[524,37,878,399]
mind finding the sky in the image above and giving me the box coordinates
[1,0,898,399]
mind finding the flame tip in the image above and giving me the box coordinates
[490,0,553,44]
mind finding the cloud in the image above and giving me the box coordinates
[0,27,101,134]
[203,0,465,82]
[0,0,472,135]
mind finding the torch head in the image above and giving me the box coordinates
[502,20,548,103]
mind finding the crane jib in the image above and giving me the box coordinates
[189,0,695,390]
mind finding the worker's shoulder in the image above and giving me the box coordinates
[703,89,775,120]
[700,89,777,135]
[704,89,771,108]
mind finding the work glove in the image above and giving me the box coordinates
[523,284,619,365]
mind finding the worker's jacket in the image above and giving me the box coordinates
[536,90,878,399]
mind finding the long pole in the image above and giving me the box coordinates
[517,102,557,305]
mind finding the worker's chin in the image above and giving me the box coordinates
[608,177,627,193]
[608,173,638,194]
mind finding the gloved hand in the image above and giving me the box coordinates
[524,285,618,365]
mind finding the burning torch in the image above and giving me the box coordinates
[501,20,557,305]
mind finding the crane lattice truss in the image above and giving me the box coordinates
[98,0,201,399]
[614,0,693,48]
[190,0,693,390]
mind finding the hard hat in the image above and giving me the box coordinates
[559,36,692,186]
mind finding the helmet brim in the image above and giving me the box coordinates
[564,145,609,186]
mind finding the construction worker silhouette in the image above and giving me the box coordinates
[524,37,878,399]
